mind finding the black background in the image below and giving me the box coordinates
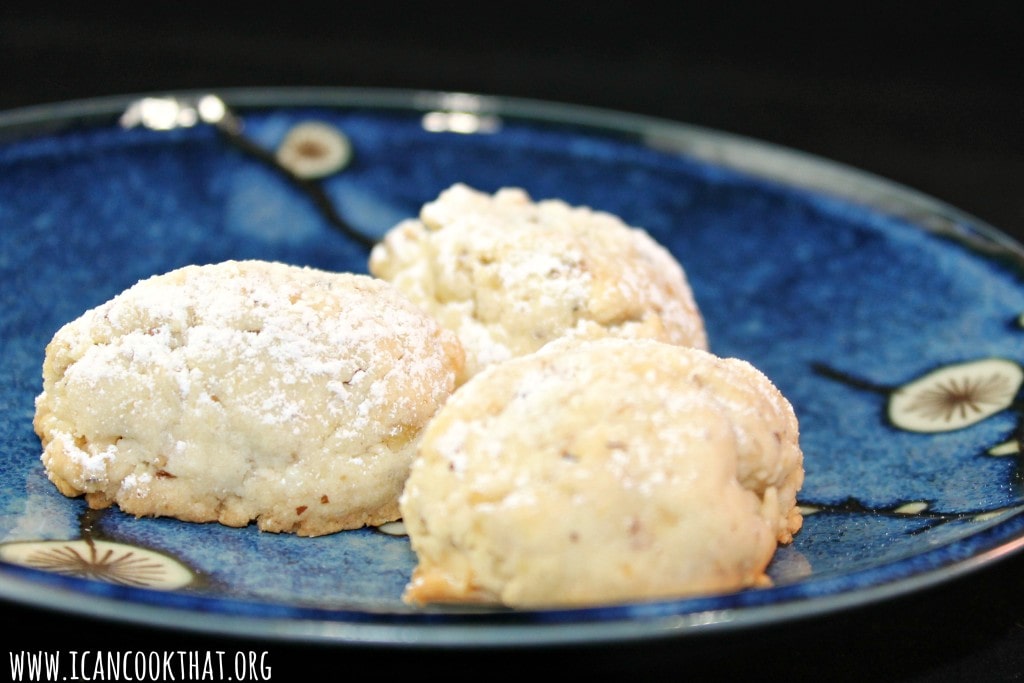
[1,3,1023,681]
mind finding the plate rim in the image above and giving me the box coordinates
[2,513,1022,647]
[3,85,1021,262]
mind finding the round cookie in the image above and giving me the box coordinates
[34,260,464,537]
[368,183,708,384]
[399,338,804,607]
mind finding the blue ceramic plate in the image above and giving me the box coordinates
[2,87,1024,646]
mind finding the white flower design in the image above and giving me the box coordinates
[887,358,1023,433]
[0,539,193,590]
[275,121,352,179]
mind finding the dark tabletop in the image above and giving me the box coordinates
[1,4,1022,681]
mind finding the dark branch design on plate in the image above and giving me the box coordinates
[799,497,1021,536]
[812,356,1024,441]
[119,94,373,249]
[811,356,1024,519]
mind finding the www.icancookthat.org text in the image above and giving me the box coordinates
[8,650,272,681]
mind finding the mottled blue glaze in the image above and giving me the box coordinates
[2,90,1023,645]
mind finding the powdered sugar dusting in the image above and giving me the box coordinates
[35,259,463,536]
[53,431,114,479]
[369,183,707,382]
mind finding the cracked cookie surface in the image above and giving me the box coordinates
[34,259,464,536]
[369,184,708,384]
[400,338,803,607]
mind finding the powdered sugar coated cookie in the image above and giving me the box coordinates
[34,260,464,536]
[399,338,803,607]
[369,184,708,383]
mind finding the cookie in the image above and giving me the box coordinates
[33,260,464,536]
[399,338,803,607]
[368,184,708,383]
